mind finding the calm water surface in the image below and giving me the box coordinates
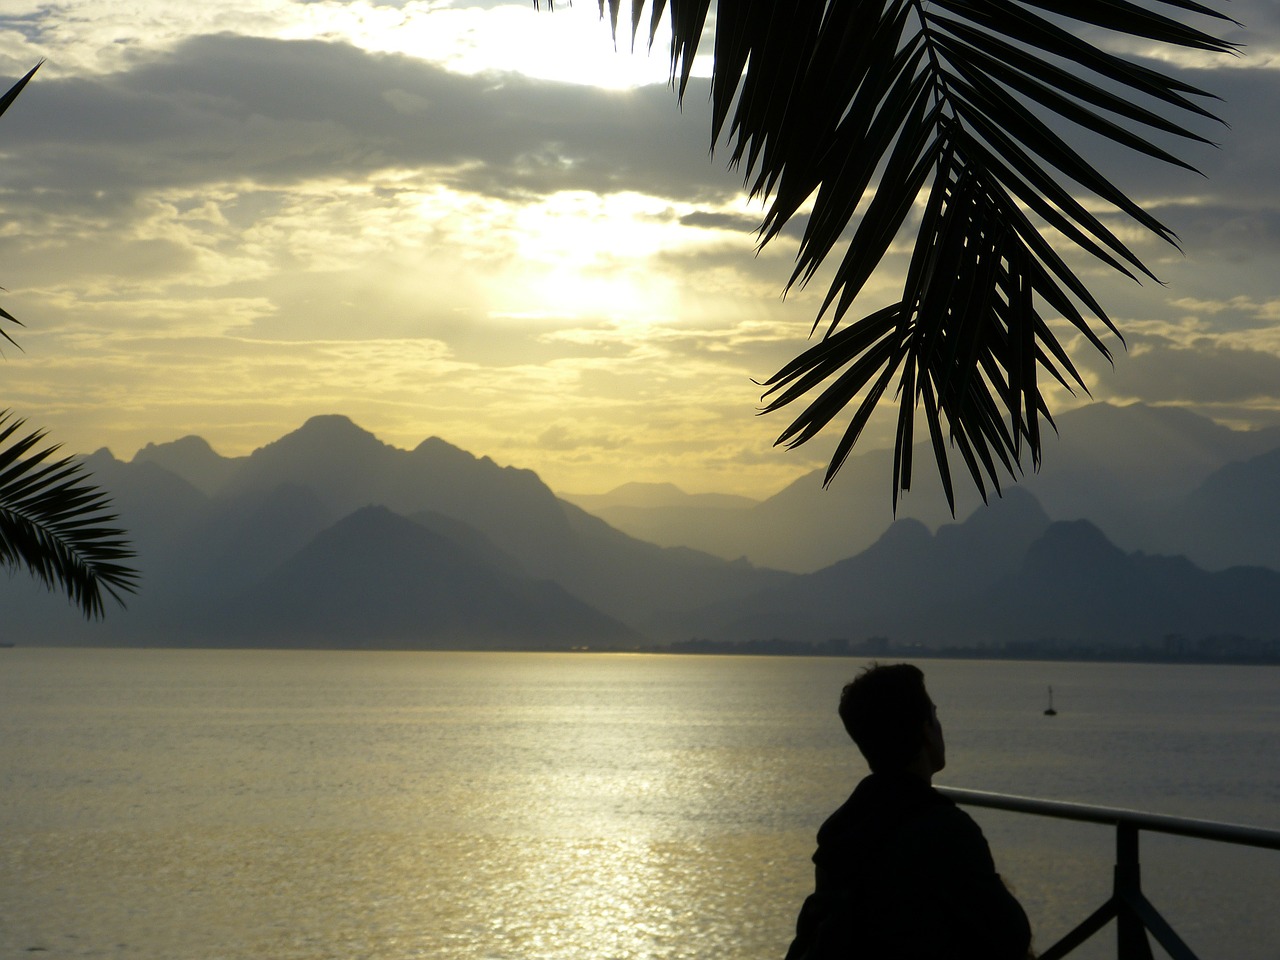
[1,648,1277,959]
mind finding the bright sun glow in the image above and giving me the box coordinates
[517,264,679,326]
[513,191,681,262]
[499,191,698,324]
[285,1,688,89]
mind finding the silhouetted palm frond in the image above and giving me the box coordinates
[544,1,1237,509]
[0,61,40,350]
[0,412,139,618]
[2,63,139,618]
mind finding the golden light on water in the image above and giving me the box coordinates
[2,827,810,959]
[4,644,1279,959]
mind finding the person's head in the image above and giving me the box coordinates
[838,663,945,777]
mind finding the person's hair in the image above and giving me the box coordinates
[838,663,933,772]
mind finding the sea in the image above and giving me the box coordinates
[1,648,1277,960]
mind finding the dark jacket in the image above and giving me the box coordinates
[785,772,1031,960]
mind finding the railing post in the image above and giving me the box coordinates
[937,786,1280,960]
[1114,822,1154,960]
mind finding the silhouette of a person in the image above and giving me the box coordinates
[784,663,1033,960]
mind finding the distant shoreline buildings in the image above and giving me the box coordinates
[653,634,1280,665]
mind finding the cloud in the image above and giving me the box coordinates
[536,421,622,452]
[3,3,1279,499]
[1,34,730,204]
[678,210,760,233]
[1086,332,1280,405]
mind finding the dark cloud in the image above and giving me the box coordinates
[988,61,1280,246]
[1164,66,1280,204]
[1220,4,1280,47]
[0,33,733,208]
[3,29,1273,269]
[0,11,47,45]
[677,210,759,232]
[1174,204,1280,261]
[1089,333,1280,404]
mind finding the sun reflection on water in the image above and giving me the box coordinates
[3,827,806,959]
[3,650,1277,960]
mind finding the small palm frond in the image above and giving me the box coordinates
[547,1,1237,510]
[0,412,140,618]
[1,64,137,618]
[0,61,40,350]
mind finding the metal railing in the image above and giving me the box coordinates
[938,787,1280,960]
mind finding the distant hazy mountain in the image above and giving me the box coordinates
[9,408,1280,652]
[1154,446,1280,571]
[3,415,786,647]
[405,509,527,578]
[564,403,1280,572]
[565,482,759,511]
[940,520,1280,648]
[210,416,790,632]
[561,483,759,555]
[197,506,636,648]
[133,435,245,496]
[1016,403,1280,551]
[220,416,584,572]
[76,449,212,596]
[554,500,794,636]
[687,487,1051,641]
[686,489,1280,649]
[167,482,334,598]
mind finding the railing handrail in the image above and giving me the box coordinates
[935,786,1280,960]
[937,786,1280,850]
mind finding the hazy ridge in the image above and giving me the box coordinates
[563,402,1280,573]
[7,403,1280,654]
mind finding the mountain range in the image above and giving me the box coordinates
[563,402,1280,573]
[6,403,1280,655]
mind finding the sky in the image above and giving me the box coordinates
[0,1,1278,498]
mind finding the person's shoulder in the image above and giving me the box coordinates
[914,786,977,827]
[815,775,876,841]
[913,793,997,867]
[814,772,912,849]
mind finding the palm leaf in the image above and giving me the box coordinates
[543,1,1237,510]
[0,61,40,350]
[1,65,139,618]
[0,412,140,618]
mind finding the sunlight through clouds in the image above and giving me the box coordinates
[291,1,686,88]
[2,0,1278,496]
[0,0,687,87]
[0,0,818,493]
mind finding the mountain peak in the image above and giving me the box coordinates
[219,415,395,511]
[295,413,375,441]
[83,447,121,468]
[413,434,476,461]
[252,415,388,460]
[133,434,237,496]
[228,503,636,647]
[1035,518,1120,553]
[955,486,1050,537]
[135,435,219,461]
[1023,519,1128,581]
